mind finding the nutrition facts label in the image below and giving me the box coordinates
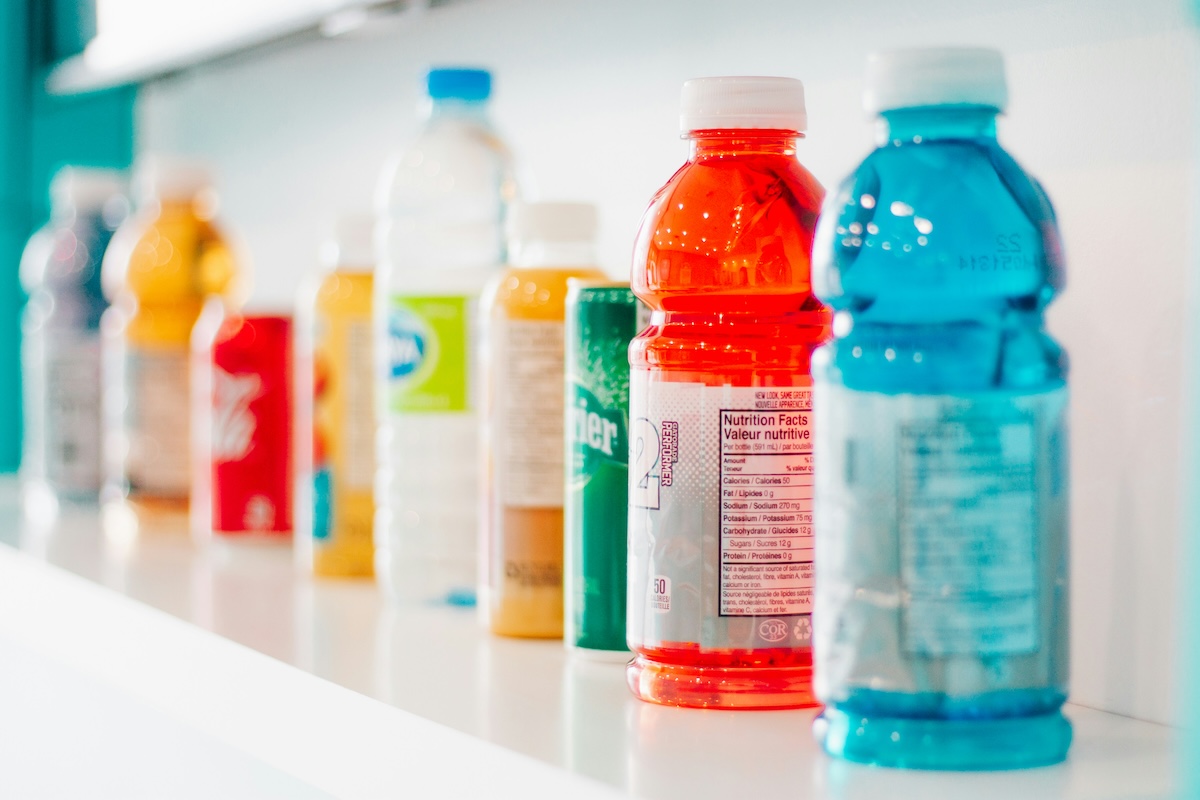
[496,319,566,508]
[718,391,814,618]
[897,410,1039,656]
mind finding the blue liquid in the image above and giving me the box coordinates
[811,107,1071,770]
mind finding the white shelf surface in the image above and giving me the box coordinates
[0,487,1179,799]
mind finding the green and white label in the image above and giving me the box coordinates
[387,294,470,413]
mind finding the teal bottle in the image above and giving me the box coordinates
[810,48,1072,769]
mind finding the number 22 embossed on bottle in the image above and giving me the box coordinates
[627,76,831,709]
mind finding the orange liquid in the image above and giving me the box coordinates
[308,270,376,578]
[628,131,830,709]
[103,198,241,514]
[482,264,606,638]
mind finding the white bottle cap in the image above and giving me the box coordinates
[864,47,1008,115]
[132,154,213,205]
[50,167,125,212]
[680,76,808,133]
[323,214,375,268]
[507,202,597,244]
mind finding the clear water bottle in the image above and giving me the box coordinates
[375,67,516,605]
[811,48,1071,769]
[21,168,127,512]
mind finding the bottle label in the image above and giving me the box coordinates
[568,383,627,487]
[387,294,470,413]
[127,347,191,495]
[208,317,293,535]
[313,314,374,547]
[815,385,1069,663]
[493,318,565,508]
[628,376,815,651]
[44,333,103,490]
[213,368,261,462]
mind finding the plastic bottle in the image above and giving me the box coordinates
[627,76,830,709]
[101,157,242,517]
[375,67,515,605]
[480,202,606,637]
[296,216,376,577]
[21,168,128,512]
[810,48,1071,769]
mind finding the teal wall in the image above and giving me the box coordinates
[0,1,34,472]
[0,1,134,472]
[28,87,137,233]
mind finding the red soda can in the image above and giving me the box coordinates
[192,300,294,539]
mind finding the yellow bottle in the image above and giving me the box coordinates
[296,217,376,577]
[481,202,606,637]
[101,158,242,518]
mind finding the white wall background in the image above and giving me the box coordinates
[137,0,1196,725]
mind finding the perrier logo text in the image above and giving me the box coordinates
[569,384,626,483]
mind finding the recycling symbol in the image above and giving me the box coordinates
[794,617,813,641]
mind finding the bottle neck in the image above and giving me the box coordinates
[687,129,801,161]
[148,195,221,223]
[876,107,999,146]
[510,240,595,269]
[51,204,84,224]
[132,195,193,215]
[157,197,195,210]
[52,197,111,221]
[427,98,491,123]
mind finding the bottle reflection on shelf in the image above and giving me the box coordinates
[628,696,818,797]
[478,636,566,766]
[292,577,381,696]
[93,498,298,661]
[98,495,194,571]
[100,498,141,559]
[562,656,631,792]
[95,502,199,620]
[189,540,296,662]
[373,604,485,737]
[811,745,1072,799]
[18,495,104,573]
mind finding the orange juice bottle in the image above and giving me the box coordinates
[481,202,606,637]
[296,216,376,577]
[627,77,830,708]
[101,158,242,518]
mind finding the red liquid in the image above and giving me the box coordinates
[628,130,830,710]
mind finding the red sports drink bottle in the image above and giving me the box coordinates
[627,76,830,709]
